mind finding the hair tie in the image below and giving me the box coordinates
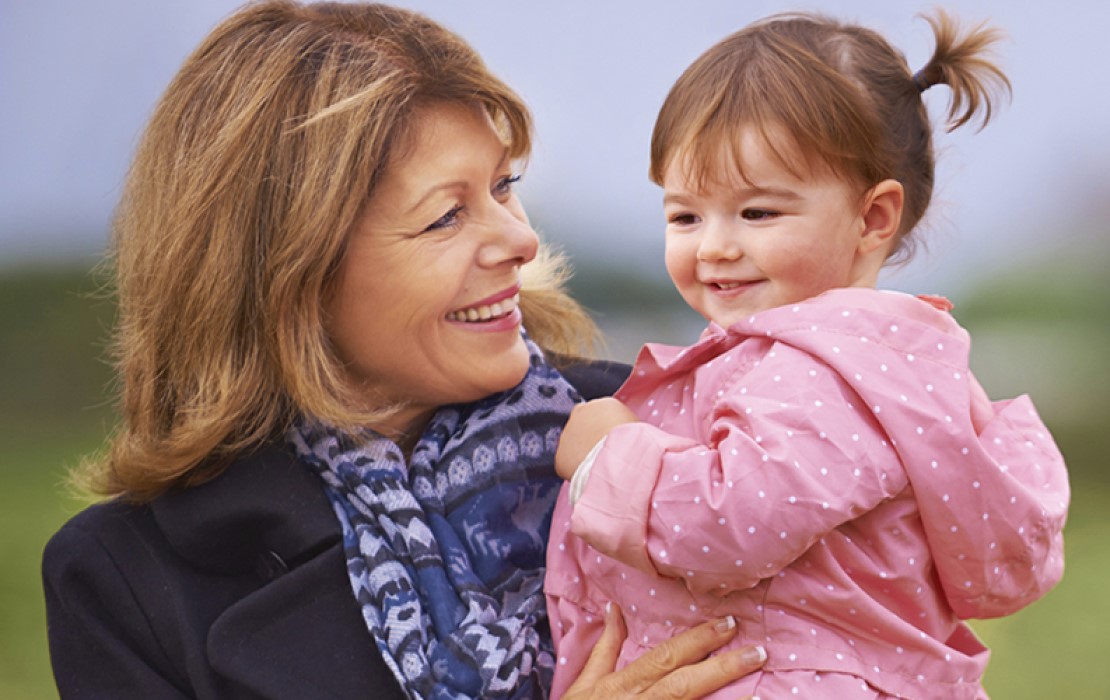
[912,69,932,93]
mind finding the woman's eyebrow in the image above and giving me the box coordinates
[403,146,511,216]
[404,181,467,216]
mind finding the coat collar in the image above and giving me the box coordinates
[625,288,964,384]
[207,544,399,699]
[144,359,630,699]
[150,353,632,576]
[152,443,395,697]
[152,441,341,574]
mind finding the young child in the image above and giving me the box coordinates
[546,10,1069,700]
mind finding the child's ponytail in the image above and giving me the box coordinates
[648,8,1012,264]
[913,8,1011,132]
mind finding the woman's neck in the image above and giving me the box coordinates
[370,405,435,459]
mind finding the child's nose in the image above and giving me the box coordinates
[696,221,743,262]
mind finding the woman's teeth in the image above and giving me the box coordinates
[447,293,520,323]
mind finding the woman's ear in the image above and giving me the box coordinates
[858,179,904,255]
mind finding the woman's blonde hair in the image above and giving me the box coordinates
[650,8,1011,264]
[81,0,597,501]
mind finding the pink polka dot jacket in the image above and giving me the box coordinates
[546,288,1069,699]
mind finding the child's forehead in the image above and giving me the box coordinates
[665,124,817,192]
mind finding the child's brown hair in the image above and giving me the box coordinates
[650,9,1010,263]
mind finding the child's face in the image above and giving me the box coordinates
[662,128,871,329]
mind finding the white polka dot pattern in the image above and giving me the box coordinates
[545,288,1068,700]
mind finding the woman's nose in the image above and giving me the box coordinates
[696,220,742,262]
[478,204,539,267]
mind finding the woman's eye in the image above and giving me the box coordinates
[424,204,463,232]
[493,174,522,198]
[741,208,779,221]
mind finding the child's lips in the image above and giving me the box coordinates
[708,279,762,293]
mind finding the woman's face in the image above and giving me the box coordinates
[327,102,538,441]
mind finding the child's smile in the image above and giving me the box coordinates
[661,127,897,329]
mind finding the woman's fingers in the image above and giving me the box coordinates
[610,615,764,697]
[638,640,767,699]
[567,603,627,690]
[563,607,767,699]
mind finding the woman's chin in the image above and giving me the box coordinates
[450,331,532,400]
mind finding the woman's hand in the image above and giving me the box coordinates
[561,604,766,700]
[555,398,640,479]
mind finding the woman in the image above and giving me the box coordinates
[42,2,766,698]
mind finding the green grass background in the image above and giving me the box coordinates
[3,259,1108,698]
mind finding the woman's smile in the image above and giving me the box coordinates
[445,285,522,325]
[326,102,539,439]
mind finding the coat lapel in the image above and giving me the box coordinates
[152,443,339,574]
[152,442,403,699]
[143,359,631,699]
[207,545,396,699]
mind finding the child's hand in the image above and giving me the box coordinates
[555,397,640,480]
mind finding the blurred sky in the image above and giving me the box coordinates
[3,0,1109,296]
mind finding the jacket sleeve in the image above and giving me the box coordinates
[914,392,1070,620]
[42,519,192,699]
[570,343,908,595]
[546,588,605,700]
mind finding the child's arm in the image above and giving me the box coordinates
[555,397,640,480]
[566,345,907,595]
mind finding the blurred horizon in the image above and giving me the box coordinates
[2,222,1108,699]
[1,3,1108,696]
[3,0,1110,300]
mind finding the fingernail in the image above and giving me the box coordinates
[740,644,767,665]
[605,601,612,614]
[715,615,736,633]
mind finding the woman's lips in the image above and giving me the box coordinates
[446,292,521,323]
[446,280,522,325]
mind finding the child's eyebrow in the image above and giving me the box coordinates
[662,184,803,205]
[734,185,803,201]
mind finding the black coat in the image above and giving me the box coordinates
[42,359,629,699]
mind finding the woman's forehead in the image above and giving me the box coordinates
[363,103,509,213]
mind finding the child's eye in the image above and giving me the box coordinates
[424,204,463,232]
[493,174,522,198]
[741,208,779,221]
[668,213,700,226]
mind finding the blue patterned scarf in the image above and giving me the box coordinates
[287,339,579,699]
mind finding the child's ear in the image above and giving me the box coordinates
[858,179,904,254]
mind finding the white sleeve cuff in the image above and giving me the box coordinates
[568,436,607,506]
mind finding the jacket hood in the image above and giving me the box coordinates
[744,289,1069,619]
